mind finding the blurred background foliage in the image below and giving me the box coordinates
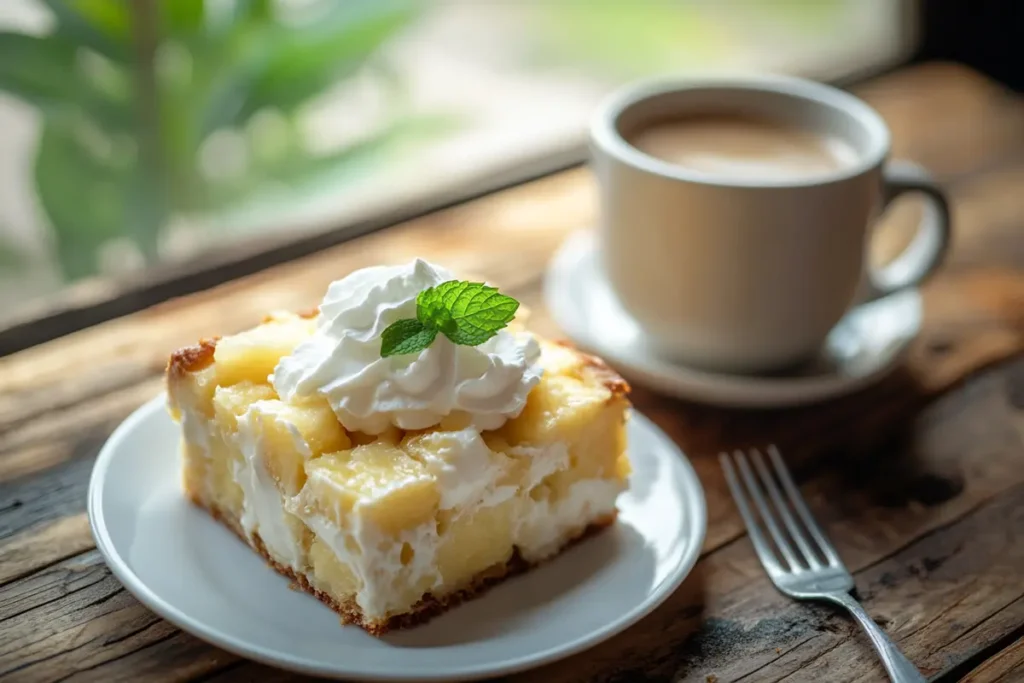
[0,0,904,321]
[528,0,844,80]
[0,0,438,281]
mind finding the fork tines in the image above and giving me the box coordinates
[720,446,841,575]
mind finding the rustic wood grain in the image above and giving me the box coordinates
[512,359,1024,683]
[1,62,1023,683]
[0,514,91,586]
[16,358,1018,683]
[962,637,1024,683]
[0,551,236,683]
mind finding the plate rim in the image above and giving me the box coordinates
[544,229,918,408]
[88,394,707,682]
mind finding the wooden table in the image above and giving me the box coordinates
[2,62,1023,683]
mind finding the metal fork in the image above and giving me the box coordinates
[720,446,926,683]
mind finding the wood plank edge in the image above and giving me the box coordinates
[935,622,1024,682]
[959,635,1024,683]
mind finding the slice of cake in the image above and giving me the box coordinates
[166,259,630,634]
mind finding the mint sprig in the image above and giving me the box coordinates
[380,280,519,357]
[380,319,437,357]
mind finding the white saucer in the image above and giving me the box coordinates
[545,231,922,408]
[88,395,706,682]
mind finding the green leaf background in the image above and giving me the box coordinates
[0,0,437,282]
[34,119,131,279]
[0,235,31,271]
[526,0,846,79]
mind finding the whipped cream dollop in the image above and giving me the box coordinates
[271,259,542,434]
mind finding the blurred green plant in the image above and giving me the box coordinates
[529,0,730,79]
[0,0,438,281]
[746,0,847,31]
[0,230,30,271]
[527,0,846,81]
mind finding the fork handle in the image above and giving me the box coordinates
[826,592,927,683]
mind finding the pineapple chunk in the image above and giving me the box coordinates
[212,382,275,433]
[436,411,474,432]
[538,342,586,378]
[436,498,518,588]
[615,451,632,480]
[500,374,612,445]
[281,399,352,456]
[247,399,350,495]
[214,315,314,386]
[303,444,439,535]
[349,425,404,446]
[547,399,628,495]
[308,537,361,597]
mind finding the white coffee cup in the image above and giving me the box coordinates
[590,74,951,374]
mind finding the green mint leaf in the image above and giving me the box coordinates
[415,285,456,335]
[380,318,437,357]
[424,280,520,346]
[383,278,520,356]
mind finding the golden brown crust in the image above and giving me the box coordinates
[554,339,631,398]
[167,338,219,378]
[188,493,616,636]
[170,308,319,379]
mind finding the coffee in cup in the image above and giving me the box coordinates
[627,114,858,181]
[589,75,951,374]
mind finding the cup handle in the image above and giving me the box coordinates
[863,160,952,301]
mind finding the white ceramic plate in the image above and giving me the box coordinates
[88,395,706,681]
[545,230,921,408]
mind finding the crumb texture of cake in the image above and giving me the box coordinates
[166,260,631,635]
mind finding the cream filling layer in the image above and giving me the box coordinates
[232,405,308,570]
[296,495,441,618]
[291,473,622,619]
[180,408,622,620]
[178,406,215,503]
[514,477,624,562]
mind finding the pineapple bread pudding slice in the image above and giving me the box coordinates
[166,259,631,635]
